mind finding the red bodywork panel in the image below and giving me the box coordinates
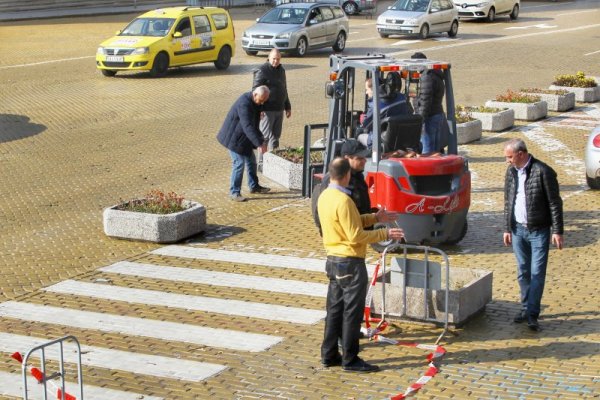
[365,155,471,215]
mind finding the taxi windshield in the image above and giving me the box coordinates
[258,7,307,24]
[390,0,430,12]
[121,18,175,37]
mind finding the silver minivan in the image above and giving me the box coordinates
[376,0,459,39]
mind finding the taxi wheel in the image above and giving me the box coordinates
[332,32,346,52]
[214,46,231,70]
[101,69,117,77]
[295,37,307,57]
[150,52,169,78]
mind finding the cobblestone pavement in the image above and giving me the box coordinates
[1,3,599,399]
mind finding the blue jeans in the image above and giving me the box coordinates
[228,150,259,196]
[511,224,551,318]
[421,112,448,154]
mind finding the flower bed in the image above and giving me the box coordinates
[456,119,482,144]
[458,105,514,132]
[485,90,547,121]
[549,71,600,102]
[520,88,575,112]
[262,150,304,190]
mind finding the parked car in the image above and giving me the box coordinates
[96,6,235,77]
[275,0,377,16]
[585,125,600,189]
[242,2,349,57]
[376,0,459,39]
[452,0,519,22]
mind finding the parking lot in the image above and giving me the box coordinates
[0,1,599,398]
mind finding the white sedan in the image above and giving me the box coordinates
[453,0,520,22]
[585,125,600,189]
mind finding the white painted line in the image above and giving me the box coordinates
[0,370,164,400]
[0,332,225,383]
[45,280,326,325]
[152,245,327,272]
[101,261,329,297]
[584,49,600,56]
[391,39,422,46]
[0,56,95,70]
[150,246,376,277]
[0,301,283,352]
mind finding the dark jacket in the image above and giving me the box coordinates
[217,92,264,156]
[415,69,445,119]
[252,63,291,112]
[311,170,372,236]
[504,155,564,234]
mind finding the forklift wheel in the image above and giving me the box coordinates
[443,220,468,246]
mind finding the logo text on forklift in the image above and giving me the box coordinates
[405,196,460,214]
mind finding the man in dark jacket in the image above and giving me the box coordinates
[411,52,448,155]
[312,139,372,236]
[503,138,564,331]
[252,49,292,153]
[217,86,271,202]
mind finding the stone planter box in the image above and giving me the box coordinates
[522,91,575,112]
[470,108,515,131]
[103,200,206,243]
[549,84,600,103]
[372,265,492,326]
[485,100,547,121]
[262,151,303,190]
[456,119,482,144]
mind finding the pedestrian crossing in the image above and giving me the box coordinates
[0,246,329,398]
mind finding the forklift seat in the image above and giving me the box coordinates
[381,114,423,153]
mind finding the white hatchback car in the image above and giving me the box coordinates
[377,0,459,39]
[585,125,600,189]
[453,0,520,22]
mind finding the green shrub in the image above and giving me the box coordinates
[455,105,475,123]
[520,87,569,95]
[495,90,541,103]
[553,71,597,88]
[117,189,188,214]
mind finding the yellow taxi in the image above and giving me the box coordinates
[96,6,235,77]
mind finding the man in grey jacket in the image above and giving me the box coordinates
[503,138,564,331]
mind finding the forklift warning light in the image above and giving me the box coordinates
[329,72,338,81]
[379,65,401,72]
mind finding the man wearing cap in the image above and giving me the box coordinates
[312,139,372,235]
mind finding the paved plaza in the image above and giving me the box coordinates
[0,2,599,399]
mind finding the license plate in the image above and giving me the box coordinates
[253,39,270,46]
[106,56,124,62]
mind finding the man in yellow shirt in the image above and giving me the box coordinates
[318,157,404,373]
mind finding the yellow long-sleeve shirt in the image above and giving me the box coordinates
[317,186,388,258]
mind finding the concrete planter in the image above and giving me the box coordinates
[372,265,493,326]
[485,100,547,121]
[470,108,515,131]
[456,119,482,144]
[103,200,206,243]
[262,151,303,190]
[522,91,575,112]
[549,84,600,103]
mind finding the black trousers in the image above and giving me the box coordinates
[321,256,368,366]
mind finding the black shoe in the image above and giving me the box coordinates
[250,185,270,194]
[342,358,379,373]
[321,355,342,368]
[513,311,527,323]
[528,316,540,331]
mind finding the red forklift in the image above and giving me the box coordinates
[303,54,470,246]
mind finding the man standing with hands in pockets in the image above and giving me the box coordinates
[318,157,404,373]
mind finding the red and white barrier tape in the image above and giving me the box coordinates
[11,352,76,400]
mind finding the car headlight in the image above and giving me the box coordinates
[97,47,106,55]
[476,2,491,6]
[276,32,292,39]
[131,47,149,55]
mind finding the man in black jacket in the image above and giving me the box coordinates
[217,86,271,202]
[411,52,448,155]
[503,138,564,331]
[252,49,292,153]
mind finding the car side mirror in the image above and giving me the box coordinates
[173,31,183,38]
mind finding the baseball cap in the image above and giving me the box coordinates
[341,139,371,158]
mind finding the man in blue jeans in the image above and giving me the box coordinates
[217,86,271,202]
[503,138,564,331]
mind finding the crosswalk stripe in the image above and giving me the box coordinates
[0,370,164,400]
[0,332,225,382]
[149,245,377,276]
[45,280,326,325]
[0,301,282,352]
[100,261,329,298]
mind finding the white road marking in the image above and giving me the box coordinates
[505,23,557,30]
[391,39,422,46]
[584,49,600,56]
[100,261,329,297]
[557,9,598,17]
[45,280,325,324]
[0,56,95,70]
[0,301,283,352]
[0,370,164,400]
[0,332,226,383]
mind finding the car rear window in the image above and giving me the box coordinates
[332,7,345,18]
[211,13,229,30]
